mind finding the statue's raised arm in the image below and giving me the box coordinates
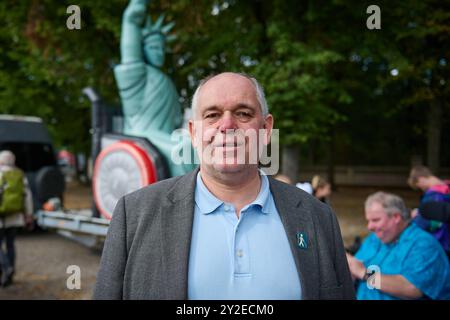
[115,0,195,177]
[120,0,148,63]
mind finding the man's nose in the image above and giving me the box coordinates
[367,221,375,231]
[218,112,237,132]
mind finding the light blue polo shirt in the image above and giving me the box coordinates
[187,172,302,300]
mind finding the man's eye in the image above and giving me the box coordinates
[205,113,219,119]
[236,112,251,118]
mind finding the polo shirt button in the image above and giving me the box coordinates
[224,205,230,212]
[236,250,244,258]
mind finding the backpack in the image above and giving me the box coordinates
[0,169,25,216]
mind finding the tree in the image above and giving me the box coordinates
[1,0,447,182]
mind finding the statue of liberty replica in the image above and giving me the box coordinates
[114,0,196,176]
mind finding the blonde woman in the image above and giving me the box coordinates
[311,175,331,204]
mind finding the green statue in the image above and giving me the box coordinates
[115,0,196,176]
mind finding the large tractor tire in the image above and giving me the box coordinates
[93,139,166,220]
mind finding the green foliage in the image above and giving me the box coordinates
[0,0,126,154]
[0,0,448,166]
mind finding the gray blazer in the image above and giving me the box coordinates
[93,168,355,299]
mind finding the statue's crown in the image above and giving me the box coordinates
[142,14,176,42]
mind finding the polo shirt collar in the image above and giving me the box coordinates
[195,172,223,214]
[250,172,271,214]
[195,171,271,215]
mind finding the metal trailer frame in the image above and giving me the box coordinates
[37,209,110,249]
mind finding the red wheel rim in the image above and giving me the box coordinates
[92,140,157,220]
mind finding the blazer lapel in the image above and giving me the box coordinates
[269,177,320,299]
[160,168,199,299]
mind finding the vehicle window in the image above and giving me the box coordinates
[0,142,57,172]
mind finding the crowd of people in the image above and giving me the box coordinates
[276,165,450,300]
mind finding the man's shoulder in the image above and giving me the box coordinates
[269,176,309,196]
[423,187,450,200]
[357,233,379,251]
[124,174,187,203]
[121,169,198,209]
[268,177,333,215]
[405,223,442,246]
[0,166,23,176]
[398,225,449,271]
[395,224,446,260]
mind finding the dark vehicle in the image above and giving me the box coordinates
[0,115,65,214]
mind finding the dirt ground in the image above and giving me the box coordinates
[0,180,421,300]
[0,180,98,300]
[0,231,100,300]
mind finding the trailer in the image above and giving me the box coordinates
[36,87,180,248]
[37,209,109,249]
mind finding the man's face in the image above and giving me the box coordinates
[316,183,331,199]
[189,73,273,175]
[415,177,429,192]
[365,201,401,244]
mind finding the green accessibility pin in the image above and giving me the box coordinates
[297,232,308,249]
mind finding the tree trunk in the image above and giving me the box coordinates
[282,144,300,183]
[427,101,442,174]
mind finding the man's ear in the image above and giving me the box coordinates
[394,212,403,224]
[188,120,197,148]
[263,114,274,145]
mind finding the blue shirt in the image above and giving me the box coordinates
[355,223,450,300]
[187,172,302,300]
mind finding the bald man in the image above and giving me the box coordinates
[94,72,354,300]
